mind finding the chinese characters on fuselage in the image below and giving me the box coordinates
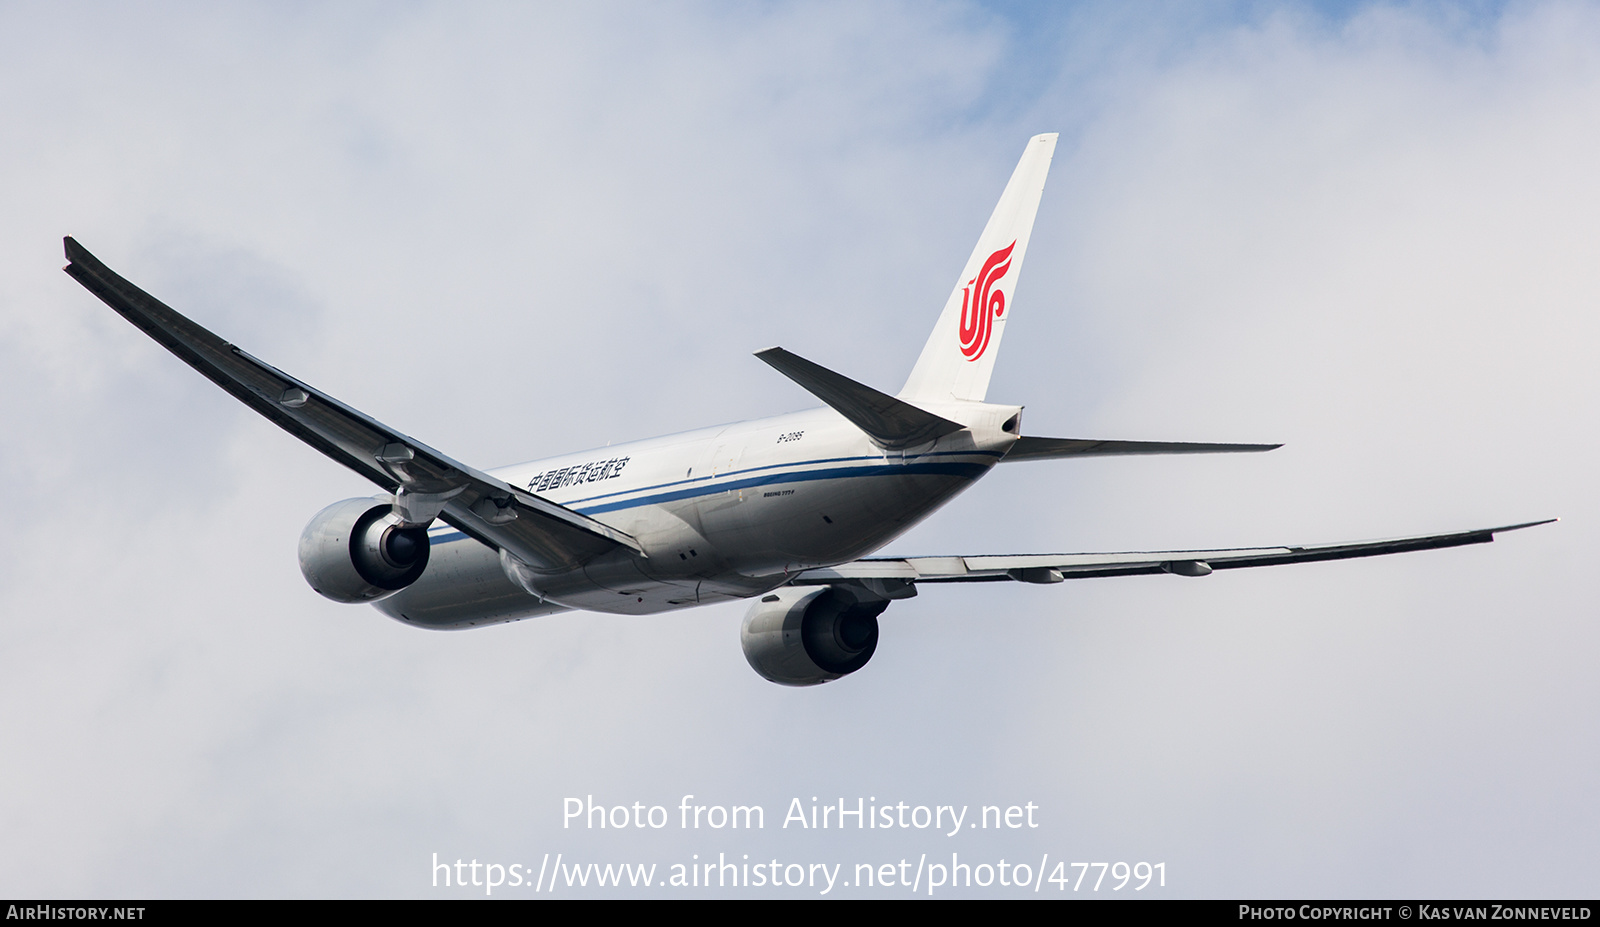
[527,457,631,494]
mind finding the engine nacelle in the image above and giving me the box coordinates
[298,497,432,604]
[740,586,887,686]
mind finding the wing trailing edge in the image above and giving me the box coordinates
[792,519,1555,587]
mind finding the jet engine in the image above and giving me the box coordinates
[740,586,887,686]
[298,497,431,604]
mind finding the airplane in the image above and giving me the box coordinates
[62,133,1552,686]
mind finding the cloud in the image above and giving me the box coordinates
[0,0,1594,897]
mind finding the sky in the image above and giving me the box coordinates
[0,0,1595,899]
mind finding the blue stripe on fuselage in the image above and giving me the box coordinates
[555,449,1004,508]
[426,455,994,545]
[577,459,989,515]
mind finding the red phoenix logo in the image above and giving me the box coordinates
[958,241,1015,361]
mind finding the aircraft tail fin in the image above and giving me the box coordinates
[901,133,1057,403]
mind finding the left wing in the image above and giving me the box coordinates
[792,520,1555,589]
[62,237,642,571]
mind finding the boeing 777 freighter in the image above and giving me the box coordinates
[63,134,1550,685]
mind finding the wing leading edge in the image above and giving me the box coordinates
[62,237,641,571]
[792,519,1555,587]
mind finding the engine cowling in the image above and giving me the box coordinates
[740,586,887,686]
[298,497,432,604]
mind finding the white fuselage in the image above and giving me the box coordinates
[378,400,1021,628]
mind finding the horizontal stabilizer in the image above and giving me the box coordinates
[62,237,642,570]
[755,347,965,450]
[1004,436,1282,462]
[793,520,1555,586]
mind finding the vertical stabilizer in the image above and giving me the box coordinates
[900,133,1057,403]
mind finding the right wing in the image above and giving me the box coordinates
[793,520,1555,587]
[63,237,641,572]
[1003,436,1281,461]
